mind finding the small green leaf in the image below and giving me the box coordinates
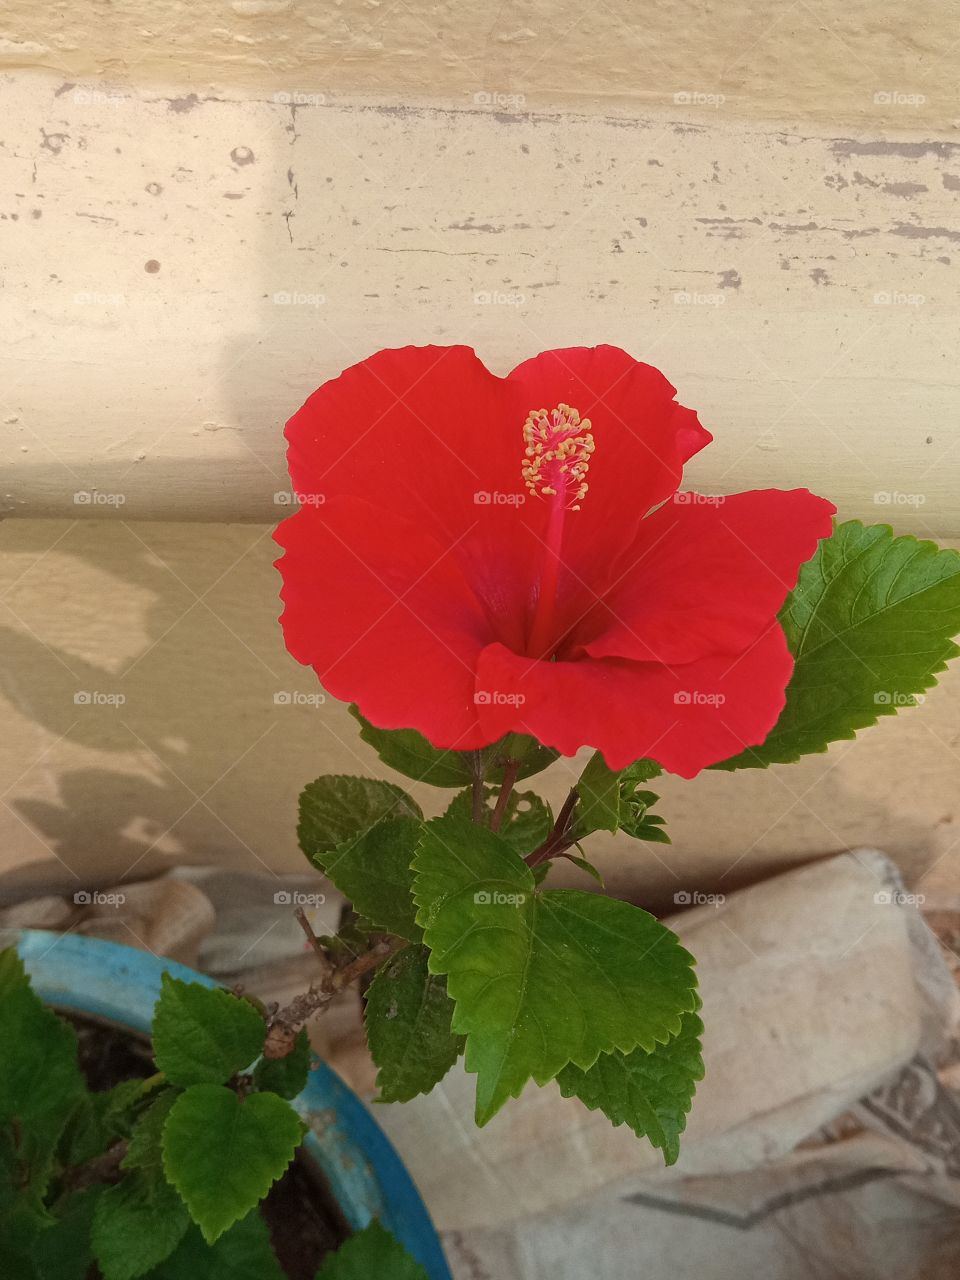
[557,1008,704,1165]
[0,949,84,1187]
[414,818,698,1125]
[30,1187,100,1280]
[152,976,265,1087]
[315,1219,429,1280]
[351,706,558,788]
[716,520,960,769]
[320,817,422,942]
[444,787,552,855]
[364,946,464,1103]
[162,1085,303,1244]
[563,854,605,887]
[149,1214,284,1280]
[573,755,667,843]
[297,773,422,864]
[91,1173,189,1280]
[253,1028,312,1099]
[122,1090,178,1179]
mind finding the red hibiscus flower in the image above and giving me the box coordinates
[275,346,834,778]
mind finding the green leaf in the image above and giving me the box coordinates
[320,817,423,942]
[122,1090,178,1179]
[557,1008,704,1165]
[563,854,605,886]
[162,1085,303,1244]
[30,1187,100,1280]
[573,755,667,844]
[152,976,265,1087]
[0,949,84,1186]
[91,1173,189,1280]
[444,787,552,856]
[297,773,422,864]
[716,520,960,769]
[149,1214,284,1280]
[413,818,698,1125]
[315,1219,429,1280]
[351,706,558,788]
[253,1028,312,1099]
[364,946,464,1103]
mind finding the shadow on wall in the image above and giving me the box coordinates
[1,87,955,908]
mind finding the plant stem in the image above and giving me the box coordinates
[489,759,521,832]
[294,906,334,978]
[526,788,579,868]
[470,751,486,823]
[263,934,405,1060]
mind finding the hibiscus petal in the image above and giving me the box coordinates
[275,497,491,748]
[473,626,795,778]
[570,489,836,664]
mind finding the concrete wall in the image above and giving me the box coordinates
[2,2,959,904]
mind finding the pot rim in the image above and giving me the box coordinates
[9,927,451,1280]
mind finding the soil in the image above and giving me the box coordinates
[68,1011,349,1279]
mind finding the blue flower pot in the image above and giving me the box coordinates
[13,928,451,1280]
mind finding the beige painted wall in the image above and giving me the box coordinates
[0,0,958,127]
[2,519,958,913]
[2,5,960,903]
